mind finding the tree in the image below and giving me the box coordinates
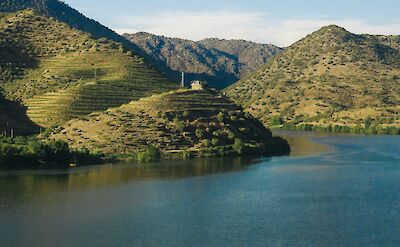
[136,145,161,162]
[202,139,211,148]
[182,111,190,118]
[41,140,72,165]
[233,138,244,155]
[364,117,373,129]
[195,128,204,139]
[269,115,284,126]
[211,138,219,146]
[173,117,185,131]
[217,112,225,122]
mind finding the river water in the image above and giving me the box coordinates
[0,132,399,247]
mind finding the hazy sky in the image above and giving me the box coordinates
[64,0,400,46]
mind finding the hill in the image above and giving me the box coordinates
[50,89,290,157]
[0,10,176,129]
[124,32,282,88]
[0,0,147,54]
[226,25,400,133]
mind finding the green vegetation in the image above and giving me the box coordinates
[124,32,283,88]
[0,136,103,168]
[226,25,400,134]
[0,9,176,129]
[51,89,290,159]
[233,138,244,155]
[277,123,400,135]
[136,145,161,163]
[269,115,284,126]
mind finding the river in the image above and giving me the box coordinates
[0,131,399,247]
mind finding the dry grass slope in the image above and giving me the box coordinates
[227,25,400,131]
[51,89,290,157]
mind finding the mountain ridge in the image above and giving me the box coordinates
[124,32,283,88]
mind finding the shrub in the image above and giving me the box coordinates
[182,111,190,118]
[181,150,194,160]
[195,128,204,139]
[211,138,220,146]
[218,146,228,157]
[364,117,373,129]
[0,137,102,167]
[136,145,161,163]
[173,117,185,131]
[269,115,284,126]
[217,112,225,122]
[227,131,236,140]
[233,138,244,155]
[202,139,211,148]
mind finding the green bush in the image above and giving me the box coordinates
[211,138,220,146]
[181,150,194,160]
[217,112,225,122]
[233,138,244,155]
[173,117,185,131]
[136,145,161,163]
[364,117,373,129]
[195,129,204,139]
[0,137,102,167]
[269,115,284,126]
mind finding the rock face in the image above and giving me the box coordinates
[124,32,283,88]
[51,89,290,157]
[226,25,400,130]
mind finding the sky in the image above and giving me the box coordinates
[64,0,400,47]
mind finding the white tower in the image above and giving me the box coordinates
[181,72,185,88]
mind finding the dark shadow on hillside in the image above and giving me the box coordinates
[0,94,40,136]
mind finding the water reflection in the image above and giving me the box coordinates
[0,157,260,205]
[273,130,337,157]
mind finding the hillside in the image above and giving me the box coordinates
[0,10,176,129]
[198,38,283,77]
[124,32,282,88]
[50,89,290,157]
[226,25,400,133]
[0,0,147,55]
[0,93,38,135]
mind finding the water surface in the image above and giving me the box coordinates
[0,132,399,247]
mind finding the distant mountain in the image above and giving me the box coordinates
[124,32,283,88]
[198,38,283,78]
[0,9,175,129]
[226,25,400,133]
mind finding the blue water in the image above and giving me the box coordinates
[0,133,399,247]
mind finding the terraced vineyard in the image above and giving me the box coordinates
[0,10,176,128]
[51,89,290,157]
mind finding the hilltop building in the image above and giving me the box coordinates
[191,80,207,90]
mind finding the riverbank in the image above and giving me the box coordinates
[271,123,400,135]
